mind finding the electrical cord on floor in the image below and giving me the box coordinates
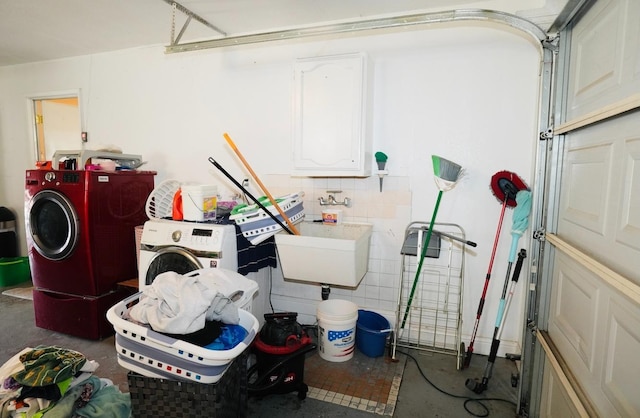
[397,349,517,418]
[267,266,275,313]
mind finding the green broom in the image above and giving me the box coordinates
[401,155,463,328]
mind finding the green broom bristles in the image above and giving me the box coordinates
[432,155,462,182]
[432,155,463,192]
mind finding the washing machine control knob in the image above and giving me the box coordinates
[171,230,182,242]
[44,172,56,182]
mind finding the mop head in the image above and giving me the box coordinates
[490,170,528,208]
[512,190,532,236]
[432,155,463,191]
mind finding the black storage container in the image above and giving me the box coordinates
[0,207,17,258]
[127,351,248,418]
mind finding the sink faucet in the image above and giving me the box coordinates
[319,190,351,207]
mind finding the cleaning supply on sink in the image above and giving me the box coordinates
[321,209,342,225]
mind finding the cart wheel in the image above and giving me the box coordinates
[457,342,465,370]
[298,383,308,400]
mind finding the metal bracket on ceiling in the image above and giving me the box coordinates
[162,0,226,45]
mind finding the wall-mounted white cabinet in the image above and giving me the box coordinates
[292,52,372,177]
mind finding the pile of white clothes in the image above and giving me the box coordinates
[128,270,241,335]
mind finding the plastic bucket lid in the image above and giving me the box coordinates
[317,299,358,322]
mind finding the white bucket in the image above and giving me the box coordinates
[182,184,218,222]
[317,299,358,362]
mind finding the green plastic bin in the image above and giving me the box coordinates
[0,257,31,287]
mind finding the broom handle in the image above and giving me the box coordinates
[401,190,443,328]
[224,133,300,235]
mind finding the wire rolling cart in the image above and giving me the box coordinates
[391,222,467,369]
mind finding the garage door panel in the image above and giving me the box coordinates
[558,113,640,284]
[548,252,640,417]
[562,142,613,235]
[617,138,640,251]
[540,364,583,418]
[602,296,640,416]
[550,256,599,371]
[567,0,640,120]
[572,0,621,99]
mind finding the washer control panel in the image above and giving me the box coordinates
[140,220,232,253]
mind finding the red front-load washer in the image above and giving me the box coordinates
[24,169,156,339]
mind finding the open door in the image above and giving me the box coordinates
[30,93,81,164]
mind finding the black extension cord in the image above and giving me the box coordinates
[397,349,517,417]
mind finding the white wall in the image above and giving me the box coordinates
[0,21,542,356]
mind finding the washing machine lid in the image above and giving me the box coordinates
[140,220,234,254]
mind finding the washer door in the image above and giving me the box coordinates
[144,246,203,286]
[27,190,79,260]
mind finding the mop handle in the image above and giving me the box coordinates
[224,133,300,235]
[208,157,294,235]
[508,232,521,262]
[496,249,527,337]
[494,231,523,327]
[494,263,513,328]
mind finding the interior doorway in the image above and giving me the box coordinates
[30,93,81,163]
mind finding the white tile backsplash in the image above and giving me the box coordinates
[263,174,412,322]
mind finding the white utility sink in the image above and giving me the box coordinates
[274,222,373,287]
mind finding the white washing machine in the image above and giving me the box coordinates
[138,220,238,290]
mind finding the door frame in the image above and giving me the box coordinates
[26,88,83,163]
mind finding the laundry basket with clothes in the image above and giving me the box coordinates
[106,268,259,384]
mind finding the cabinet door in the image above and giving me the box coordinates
[293,53,371,177]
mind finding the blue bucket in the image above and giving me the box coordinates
[355,310,391,358]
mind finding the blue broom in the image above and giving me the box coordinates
[401,155,463,328]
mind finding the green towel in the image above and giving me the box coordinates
[33,376,132,418]
[12,345,87,387]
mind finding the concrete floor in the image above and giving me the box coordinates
[0,286,521,417]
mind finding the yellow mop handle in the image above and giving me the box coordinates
[223,133,300,235]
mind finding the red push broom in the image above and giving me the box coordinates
[400,155,463,329]
[462,170,528,368]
